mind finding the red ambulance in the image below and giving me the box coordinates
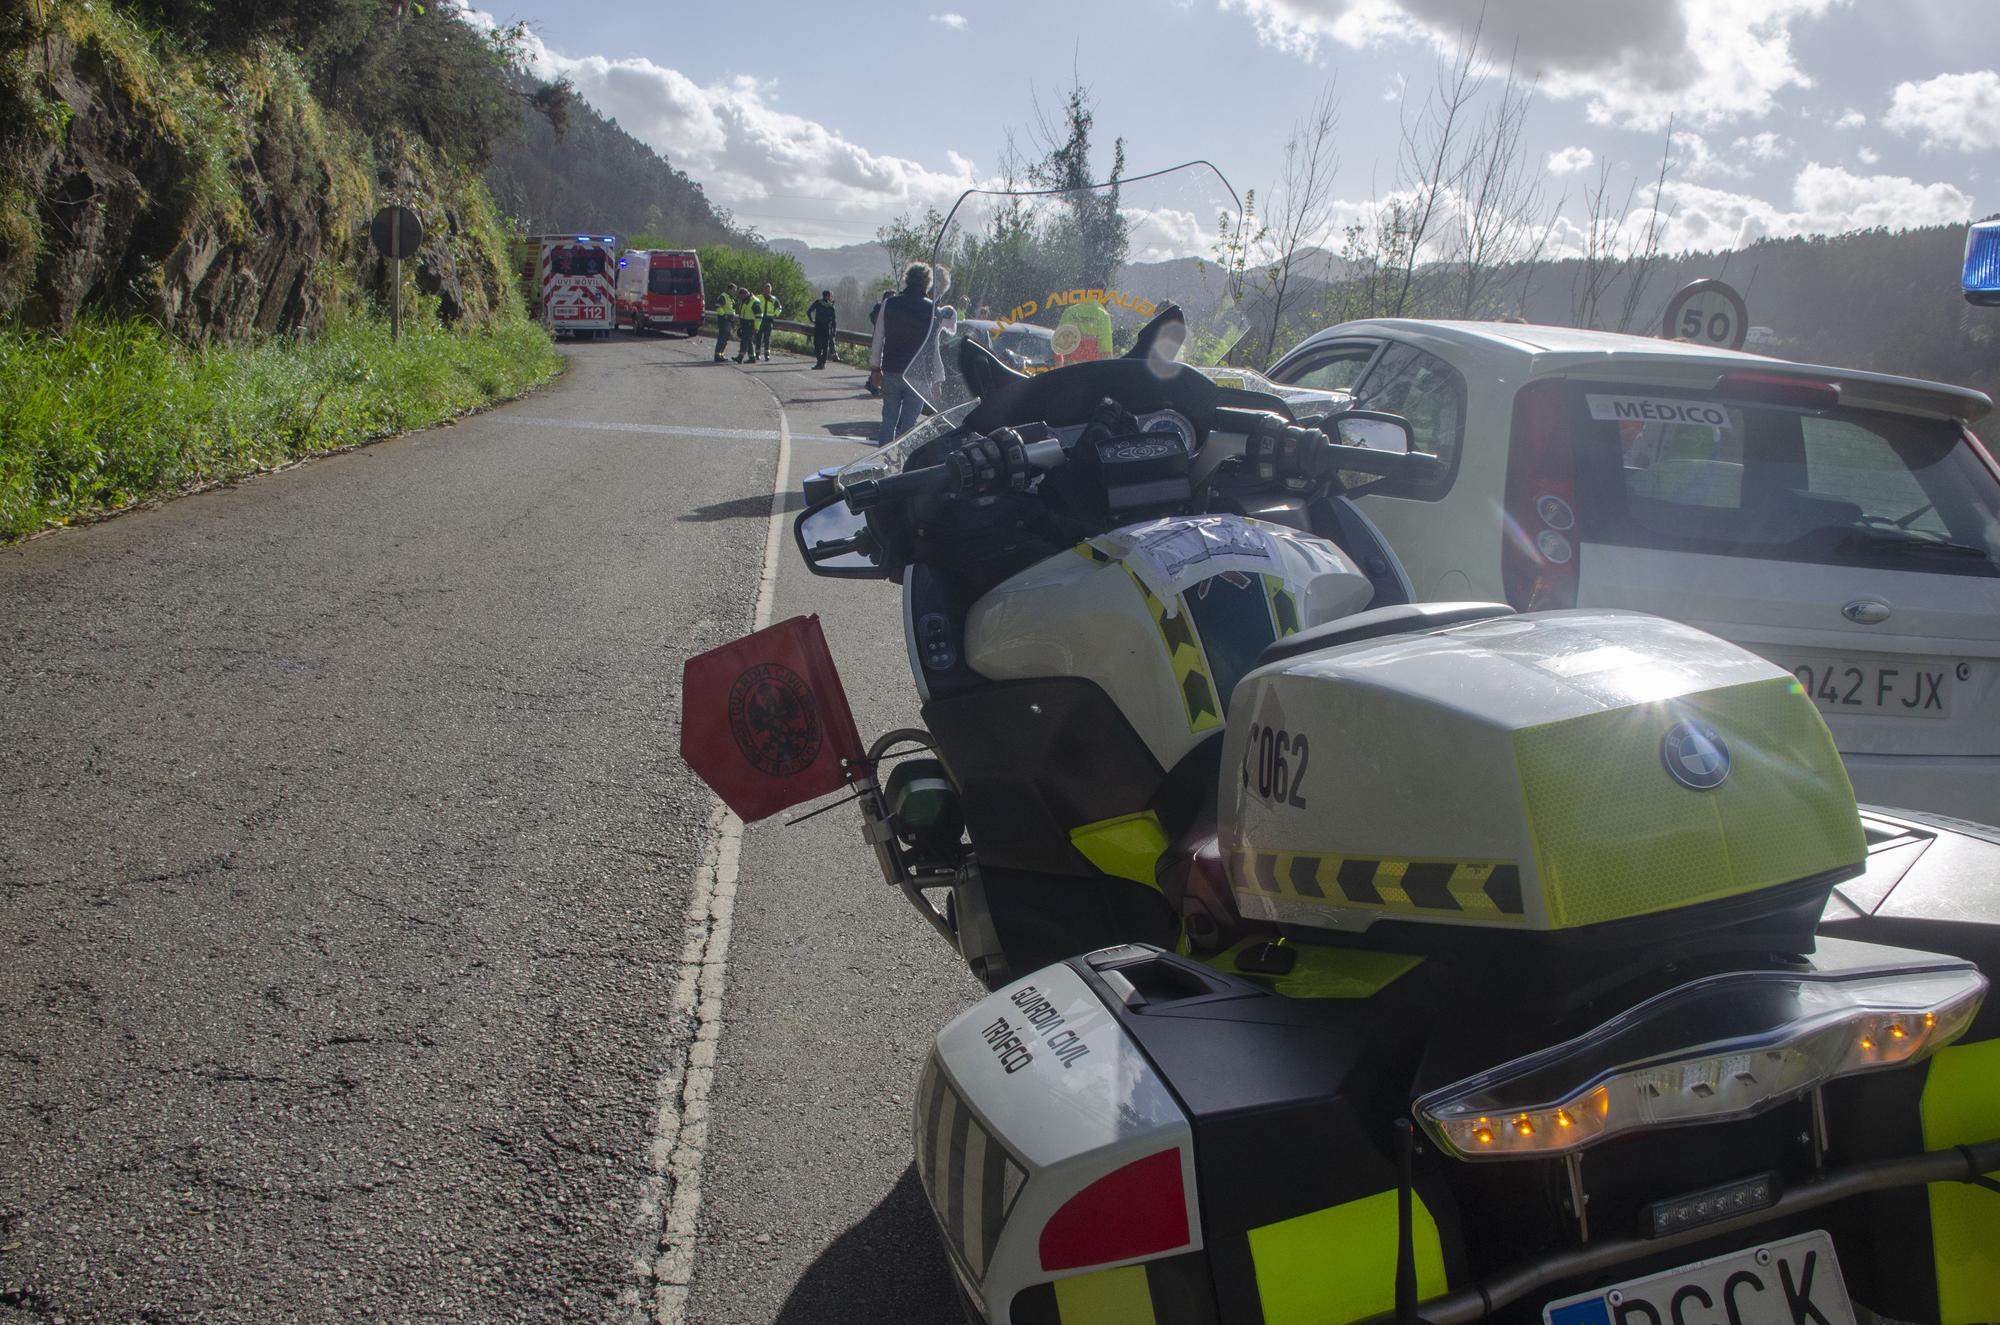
[615,249,707,336]
[537,234,617,340]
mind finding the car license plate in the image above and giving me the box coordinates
[1782,656,1954,718]
[1544,1230,1854,1325]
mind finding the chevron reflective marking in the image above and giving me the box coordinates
[1123,566,1223,733]
[1235,850,1527,921]
[1262,573,1301,637]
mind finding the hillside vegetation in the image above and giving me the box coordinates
[485,84,748,248]
[0,0,568,537]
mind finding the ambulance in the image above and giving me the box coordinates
[537,234,617,340]
[615,249,706,337]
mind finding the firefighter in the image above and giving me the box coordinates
[712,285,738,362]
[756,283,781,361]
[806,290,837,369]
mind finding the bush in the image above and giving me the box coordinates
[0,308,562,539]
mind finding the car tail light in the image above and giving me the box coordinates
[1963,425,2000,486]
[1037,1149,1190,1271]
[1502,379,1578,610]
[1714,371,1839,410]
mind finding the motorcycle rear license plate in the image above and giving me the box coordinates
[1542,1230,1854,1325]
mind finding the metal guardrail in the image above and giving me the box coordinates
[700,314,872,349]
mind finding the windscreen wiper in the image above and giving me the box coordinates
[1836,530,1990,559]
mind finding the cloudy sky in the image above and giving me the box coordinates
[483,0,1997,256]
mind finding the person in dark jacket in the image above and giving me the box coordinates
[869,264,936,444]
[806,290,838,369]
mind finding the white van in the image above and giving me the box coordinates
[1268,319,2000,823]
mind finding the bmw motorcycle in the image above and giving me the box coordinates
[684,165,2000,1325]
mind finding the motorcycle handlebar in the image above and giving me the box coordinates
[842,465,951,512]
[1319,442,1446,483]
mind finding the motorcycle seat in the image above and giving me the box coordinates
[1258,601,1516,668]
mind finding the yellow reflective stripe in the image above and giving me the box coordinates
[1051,1263,1157,1324]
[1123,566,1222,733]
[1262,573,1301,638]
[1070,812,1168,891]
[1074,542,1114,564]
[1250,1189,1447,1325]
[1920,1037,2000,1324]
[1512,676,1864,929]
[1203,940,1422,999]
[1232,849,1528,922]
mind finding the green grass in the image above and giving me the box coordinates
[0,310,563,539]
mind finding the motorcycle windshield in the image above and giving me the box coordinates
[891,160,1251,426]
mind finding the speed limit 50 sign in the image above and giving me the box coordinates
[1662,278,1748,350]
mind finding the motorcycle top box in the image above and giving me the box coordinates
[1221,610,1868,950]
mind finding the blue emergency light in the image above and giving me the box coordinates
[1965,219,2000,306]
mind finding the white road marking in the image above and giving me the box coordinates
[505,415,782,441]
[628,377,793,1325]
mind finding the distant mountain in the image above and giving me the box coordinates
[774,238,896,290]
[484,87,749,247]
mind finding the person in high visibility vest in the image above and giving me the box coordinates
[736,289,760,363]
[712,286,738,362]
[757,283,781,361]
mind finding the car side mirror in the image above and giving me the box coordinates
[793,494,887,578]
[1331,410,1414,455]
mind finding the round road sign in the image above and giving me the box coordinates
[1662,278,1748,350]
[370,205,425,261]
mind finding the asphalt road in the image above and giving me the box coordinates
[1,332,969,1323]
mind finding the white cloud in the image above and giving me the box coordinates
[1546,145,1594,174]
[1217,0,1841,130]
[1857,145,1880,164]
[494,23,978,244]
[1885,70,2000,151]
[1662,163,1971,250]
[1834,109,1867,129]
[1667,128,1747,179]
[929,12,969,29]
[1731,131,1789,160]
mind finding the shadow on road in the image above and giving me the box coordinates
[680,489,805,522]
[822,421,884,440]
[774,1167,961,1325]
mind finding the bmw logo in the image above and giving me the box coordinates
[1661,722,1731,791]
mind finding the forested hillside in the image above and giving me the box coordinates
[484,85,748,246]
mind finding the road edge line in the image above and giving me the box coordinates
[641,382,791,1325]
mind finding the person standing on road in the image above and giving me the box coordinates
[736,287,761,363]
[870,264,935,444]
[806,289,838,369]
[865,287,894,397]
[712,285,738,362]
[756,283,781,361]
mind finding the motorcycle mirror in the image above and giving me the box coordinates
[1331,410,1414,456]
[1123,304,1187,366]
[958,333,1030,400]
[793,495,889,579]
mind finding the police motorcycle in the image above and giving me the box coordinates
[684,165,2000,1325]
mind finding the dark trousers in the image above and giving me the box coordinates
[736,319,756,360]
[812,324,834,365]
[713,317,734,358]
[757,318,775,358]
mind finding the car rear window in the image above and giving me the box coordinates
[648,267,700,295]
[1569,385,2000,577]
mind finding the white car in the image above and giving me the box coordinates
[1267,319,2000,825]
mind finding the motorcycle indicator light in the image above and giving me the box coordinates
[1415,964,1985,1161]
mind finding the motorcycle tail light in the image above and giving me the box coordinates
[1038,1149,1190,1271]
[1416,962,1985,1161]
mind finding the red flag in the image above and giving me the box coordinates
[680,615,864,823]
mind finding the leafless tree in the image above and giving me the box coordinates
[1443,46,1548,318]
[1567,118,1678,331]
[1257,81,1341,361]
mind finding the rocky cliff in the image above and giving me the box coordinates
[0,4,519,346]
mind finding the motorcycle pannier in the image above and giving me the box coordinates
[1220,610,1866,938]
